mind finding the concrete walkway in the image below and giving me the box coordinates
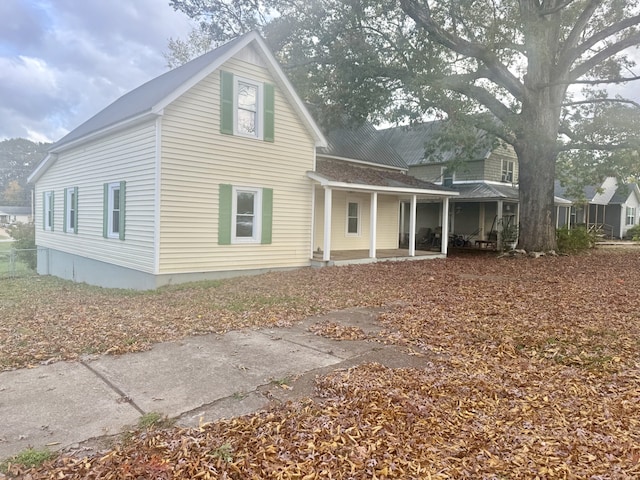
[0,307,414,460]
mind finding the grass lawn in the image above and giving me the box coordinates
[2,249,640,478]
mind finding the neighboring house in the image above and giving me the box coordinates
[380,123,572,247]
[28,32,456,290]
[0,206,32,225]
[555,178,640,239]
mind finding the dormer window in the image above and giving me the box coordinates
[441,167,454,187]
[501,160,514,183]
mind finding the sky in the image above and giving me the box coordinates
[0,0,194,143]
[1,1,638,145]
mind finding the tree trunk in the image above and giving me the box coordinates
[515,2,566,252]
[515,135,558,252]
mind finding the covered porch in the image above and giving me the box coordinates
[308,161,458,267]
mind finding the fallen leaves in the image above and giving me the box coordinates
[3,249,640,477]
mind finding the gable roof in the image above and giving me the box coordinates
[554,177,624,205]
[317,121,407,170]
[609,183,640,204]
[29,32,326,183]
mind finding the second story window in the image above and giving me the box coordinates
[441,167,454,187]
[236,80,259,137]
[220,71,275,142]
[501,160,514,183]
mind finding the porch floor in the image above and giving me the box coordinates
[311,248,444,267]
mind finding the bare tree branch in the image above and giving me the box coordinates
[562,98,640,108]
[570,31,640,81]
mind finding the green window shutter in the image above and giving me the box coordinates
[119,181,126,240]
[42,192,46,231]
[220,71,234,135]
[50,192,54,231]
[263,83,275,143]
[63,188,68,233]
[261,188,273,244]
[103,183,109,238]
[218,184,232,245]
[73,186,79,234]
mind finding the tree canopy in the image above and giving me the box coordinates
[168,0,640,251]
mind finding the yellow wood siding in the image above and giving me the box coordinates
[34,122,157,272]
[158,47,316,273]
[313,189,399,251]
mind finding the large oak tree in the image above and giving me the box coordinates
[169,0,640,251]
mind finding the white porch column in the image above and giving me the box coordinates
[441,197,450,255]
[409,195,417,257]
[399,202,406,247]
[323,187,332,261]
[497,200,504,249]
[369,192,378,258]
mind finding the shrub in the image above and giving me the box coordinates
[7,222,37,269]
[556,227,596,253]
[625,224,640,241]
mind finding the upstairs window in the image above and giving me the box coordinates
[501,160,515,183]
[441,167,454,187]
[236,80,259,137]
[220,71,274,142]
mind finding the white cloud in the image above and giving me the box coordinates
[0,0,194,142]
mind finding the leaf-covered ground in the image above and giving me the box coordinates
[2,249,640,478]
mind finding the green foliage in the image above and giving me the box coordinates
[7,222,36,269]
[556,227,596,253]
[211,443,234,462]
[625,224,640,241]
[137,412,175,429]
[0,138,49,206]
[0,448,54,473]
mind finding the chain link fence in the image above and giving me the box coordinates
[0,247,38,279]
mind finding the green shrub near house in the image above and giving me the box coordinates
[625,224,640,241]
[556,227,596,253]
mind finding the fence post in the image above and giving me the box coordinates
[9,248,16,277]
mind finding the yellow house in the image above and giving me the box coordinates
[28,33,456,289]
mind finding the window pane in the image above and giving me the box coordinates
[348,217,358,234]
[112,211,119,233]
[237,192,255,214]
[237,109,256,135]
[236,215,254,237]
[348,202,358,217]
[237,83,257,110]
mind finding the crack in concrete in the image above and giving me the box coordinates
[80,360,145,415]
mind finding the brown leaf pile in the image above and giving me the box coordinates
[308,321,369,340]
[3,249,640,477]
[11,360,640,478]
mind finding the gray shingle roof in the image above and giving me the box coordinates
[317,121,407,170]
